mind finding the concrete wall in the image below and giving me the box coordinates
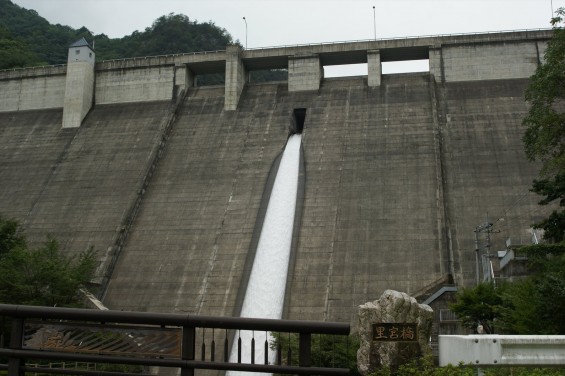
[0,67,66,111]
[95,66,175,105]
[100,74,543,323]
[439,79,551,286]
[0,30,553,325]
[288,55,323,92]
[442,41,540,82]
[288,75,446,321]
[0,73,547,324]
[0,109,75,221]
[0,101,173,281]
[102,85,292,315]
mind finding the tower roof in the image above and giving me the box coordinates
[69,37,93,49]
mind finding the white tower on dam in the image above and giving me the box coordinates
[62,37,95,128]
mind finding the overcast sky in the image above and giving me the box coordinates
[11,0,565,75]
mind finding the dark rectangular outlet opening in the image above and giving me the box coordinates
[293,108,306,134]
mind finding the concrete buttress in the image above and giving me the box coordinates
[225,45,247,110]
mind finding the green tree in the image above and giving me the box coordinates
[0,216,97,307]
[0,1,285,82]
[496,279,542,334]
[450,244,565,335]
[0,214,26,256]
[523,8,565,175]
[522,8,565,241]
[449,282,501,334]
[270,333,360,376]
[507,243,565,334]
[0,25,43,69]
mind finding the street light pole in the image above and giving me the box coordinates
[372,6,376,41]
[243,17,248,49]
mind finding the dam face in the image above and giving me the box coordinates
[0,31,552,323]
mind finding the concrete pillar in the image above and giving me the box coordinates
[429,45,443,83]
[175,64,195,92]
[174,64,194,99]
[288,54,323,92]
[367,50,382,87]
[225,45,247,111]
[62,38,95,128]
[185,67,195,89]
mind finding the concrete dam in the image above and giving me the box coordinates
[0,30,552,324]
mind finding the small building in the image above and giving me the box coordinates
[68,37,95,64]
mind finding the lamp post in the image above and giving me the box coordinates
[243,17,248,49]
[373,6,376,41]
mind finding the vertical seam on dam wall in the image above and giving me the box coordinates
[440,47,446,84]
[99,91,188,300]
[322,88,351,320]
[429,75,455,283]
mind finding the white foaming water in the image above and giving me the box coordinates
[227,134,302,376]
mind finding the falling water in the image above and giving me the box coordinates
[227,133,302,375]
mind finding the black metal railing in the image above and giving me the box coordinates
[0,304,350,376]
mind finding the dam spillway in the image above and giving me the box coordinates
[0,31,553,325]
[228,133,302,370]
[238,133,302,321]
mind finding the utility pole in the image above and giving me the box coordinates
[473,213,499,285]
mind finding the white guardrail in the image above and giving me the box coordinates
[439,335,565,367]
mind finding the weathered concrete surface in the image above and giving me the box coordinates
[0,75,549,324]
[0,67,66,112]
[102,85,292,314]
[0,101,172,273]
[285,75,446,322]
[0,109,75,220]
[101,73,546,320]
[441,41,541,82]
[95,66,175,105]
[439,78,551,286]
[288,54,323,92]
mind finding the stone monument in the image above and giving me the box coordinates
[357,290,433,374]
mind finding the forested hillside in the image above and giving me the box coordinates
[0,0,286,82]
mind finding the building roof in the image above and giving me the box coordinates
[69,37,93,49]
